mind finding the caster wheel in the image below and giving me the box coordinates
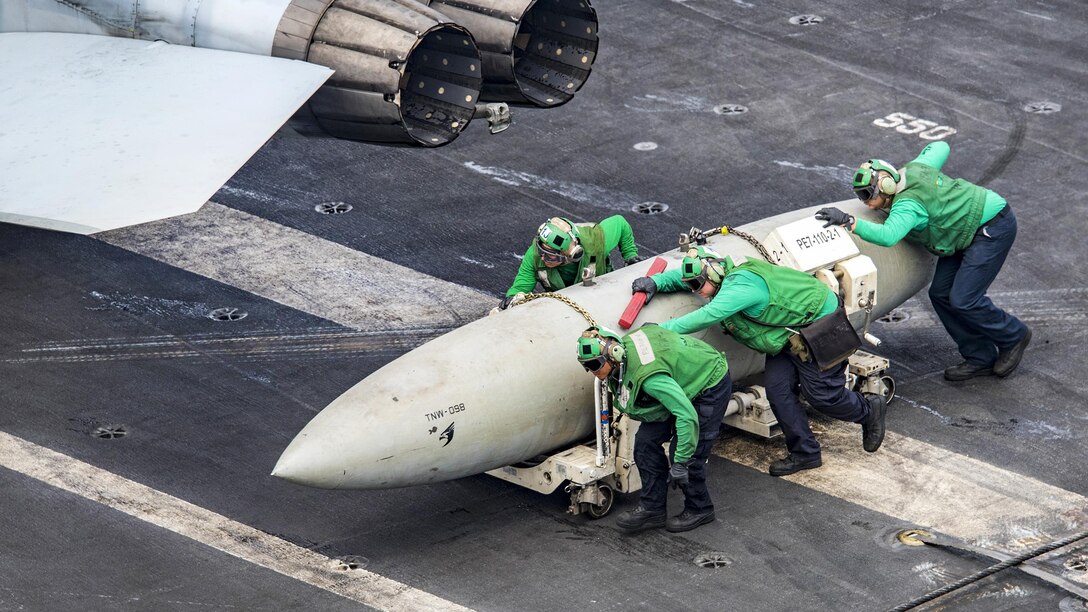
[584,485,614,519]
[881,376,896,404]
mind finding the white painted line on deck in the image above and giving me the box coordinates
[0,431,472,612]
[716,425,1088,552]
[463,162,641,212]
[96,202,493,331]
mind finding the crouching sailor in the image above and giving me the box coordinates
[576,325,731,533]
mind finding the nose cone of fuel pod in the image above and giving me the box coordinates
[272,202,933,489]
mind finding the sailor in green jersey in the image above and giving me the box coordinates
[576,325,732,533]
[499,215,643,309]
[631,247,887,477]
[816,142,1031,381]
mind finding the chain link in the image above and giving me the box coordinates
[513,292,598,328]
[702,225,776,263]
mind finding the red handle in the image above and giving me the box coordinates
[619,257,668,329]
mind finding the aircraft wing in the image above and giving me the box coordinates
[0,32,332,234]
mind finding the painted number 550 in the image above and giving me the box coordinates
[872,112,957,140]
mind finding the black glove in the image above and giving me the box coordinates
[498,295,515,310]
[624,254,647,265]
[631,276,657,304]
[669,460,691,490]
[815,207,855,229]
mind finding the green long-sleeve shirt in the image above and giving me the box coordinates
[654,268,838,335]
[853,142,1007,247]
[637,373,699,463]
[505,215,639,296]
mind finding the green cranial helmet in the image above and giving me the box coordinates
[536,217,582,257]
[577,333,604,360]
[576,326,625,366]
[852,159,901,195]
[680,247,731,290]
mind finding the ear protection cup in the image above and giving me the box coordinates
[876,174,897,195]
[568,243,584,262]
[606,340,626,363]
[705,259,727,286]
[580,326,625,365]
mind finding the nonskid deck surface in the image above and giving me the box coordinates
[2,1,1087,610]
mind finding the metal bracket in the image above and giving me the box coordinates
[474,102,512,134]
[678,227,707,252]
[722,387,781,438]
[860,290,881,346]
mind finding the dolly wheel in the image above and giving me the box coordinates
[881,376,896,404]
[584,485,614,519]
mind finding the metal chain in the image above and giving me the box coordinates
[724,226,775,263]
[513,292,598,328]
[702,225,776,263]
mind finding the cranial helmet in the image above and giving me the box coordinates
[683,245,720,262]
[680,247,731,291]
[576,326,626,368]
[537,217,583,262]
[852,159,900,200]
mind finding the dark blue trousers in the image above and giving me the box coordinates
[634,372,732,514]
[928,206,1028,367]
[764,352,870,460]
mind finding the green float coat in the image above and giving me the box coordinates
[896,162,987,256]
[658,259,835,355]
[714,260,830,354]
[609,325,728,463]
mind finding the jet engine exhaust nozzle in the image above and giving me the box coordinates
[425,0,599,107]
[275,0,485,146]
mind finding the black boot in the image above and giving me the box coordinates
[768,453,822,477]
[862,394,887,453]
[616,505,666,531]
[994,327,1031,377]
[666,509,716,533]
[943,362,994,381]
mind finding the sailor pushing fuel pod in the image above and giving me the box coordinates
[631,246,887,477]
[816,142,1031,381]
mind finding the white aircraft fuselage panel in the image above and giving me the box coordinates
[0,0,295,55]
[0,32,332,234]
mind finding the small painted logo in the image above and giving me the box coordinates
[439,422,455,447]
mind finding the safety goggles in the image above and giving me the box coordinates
[538,244,570,265]
[579,356,606,373]
[682,269,710,292]
[853,184,877,201]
